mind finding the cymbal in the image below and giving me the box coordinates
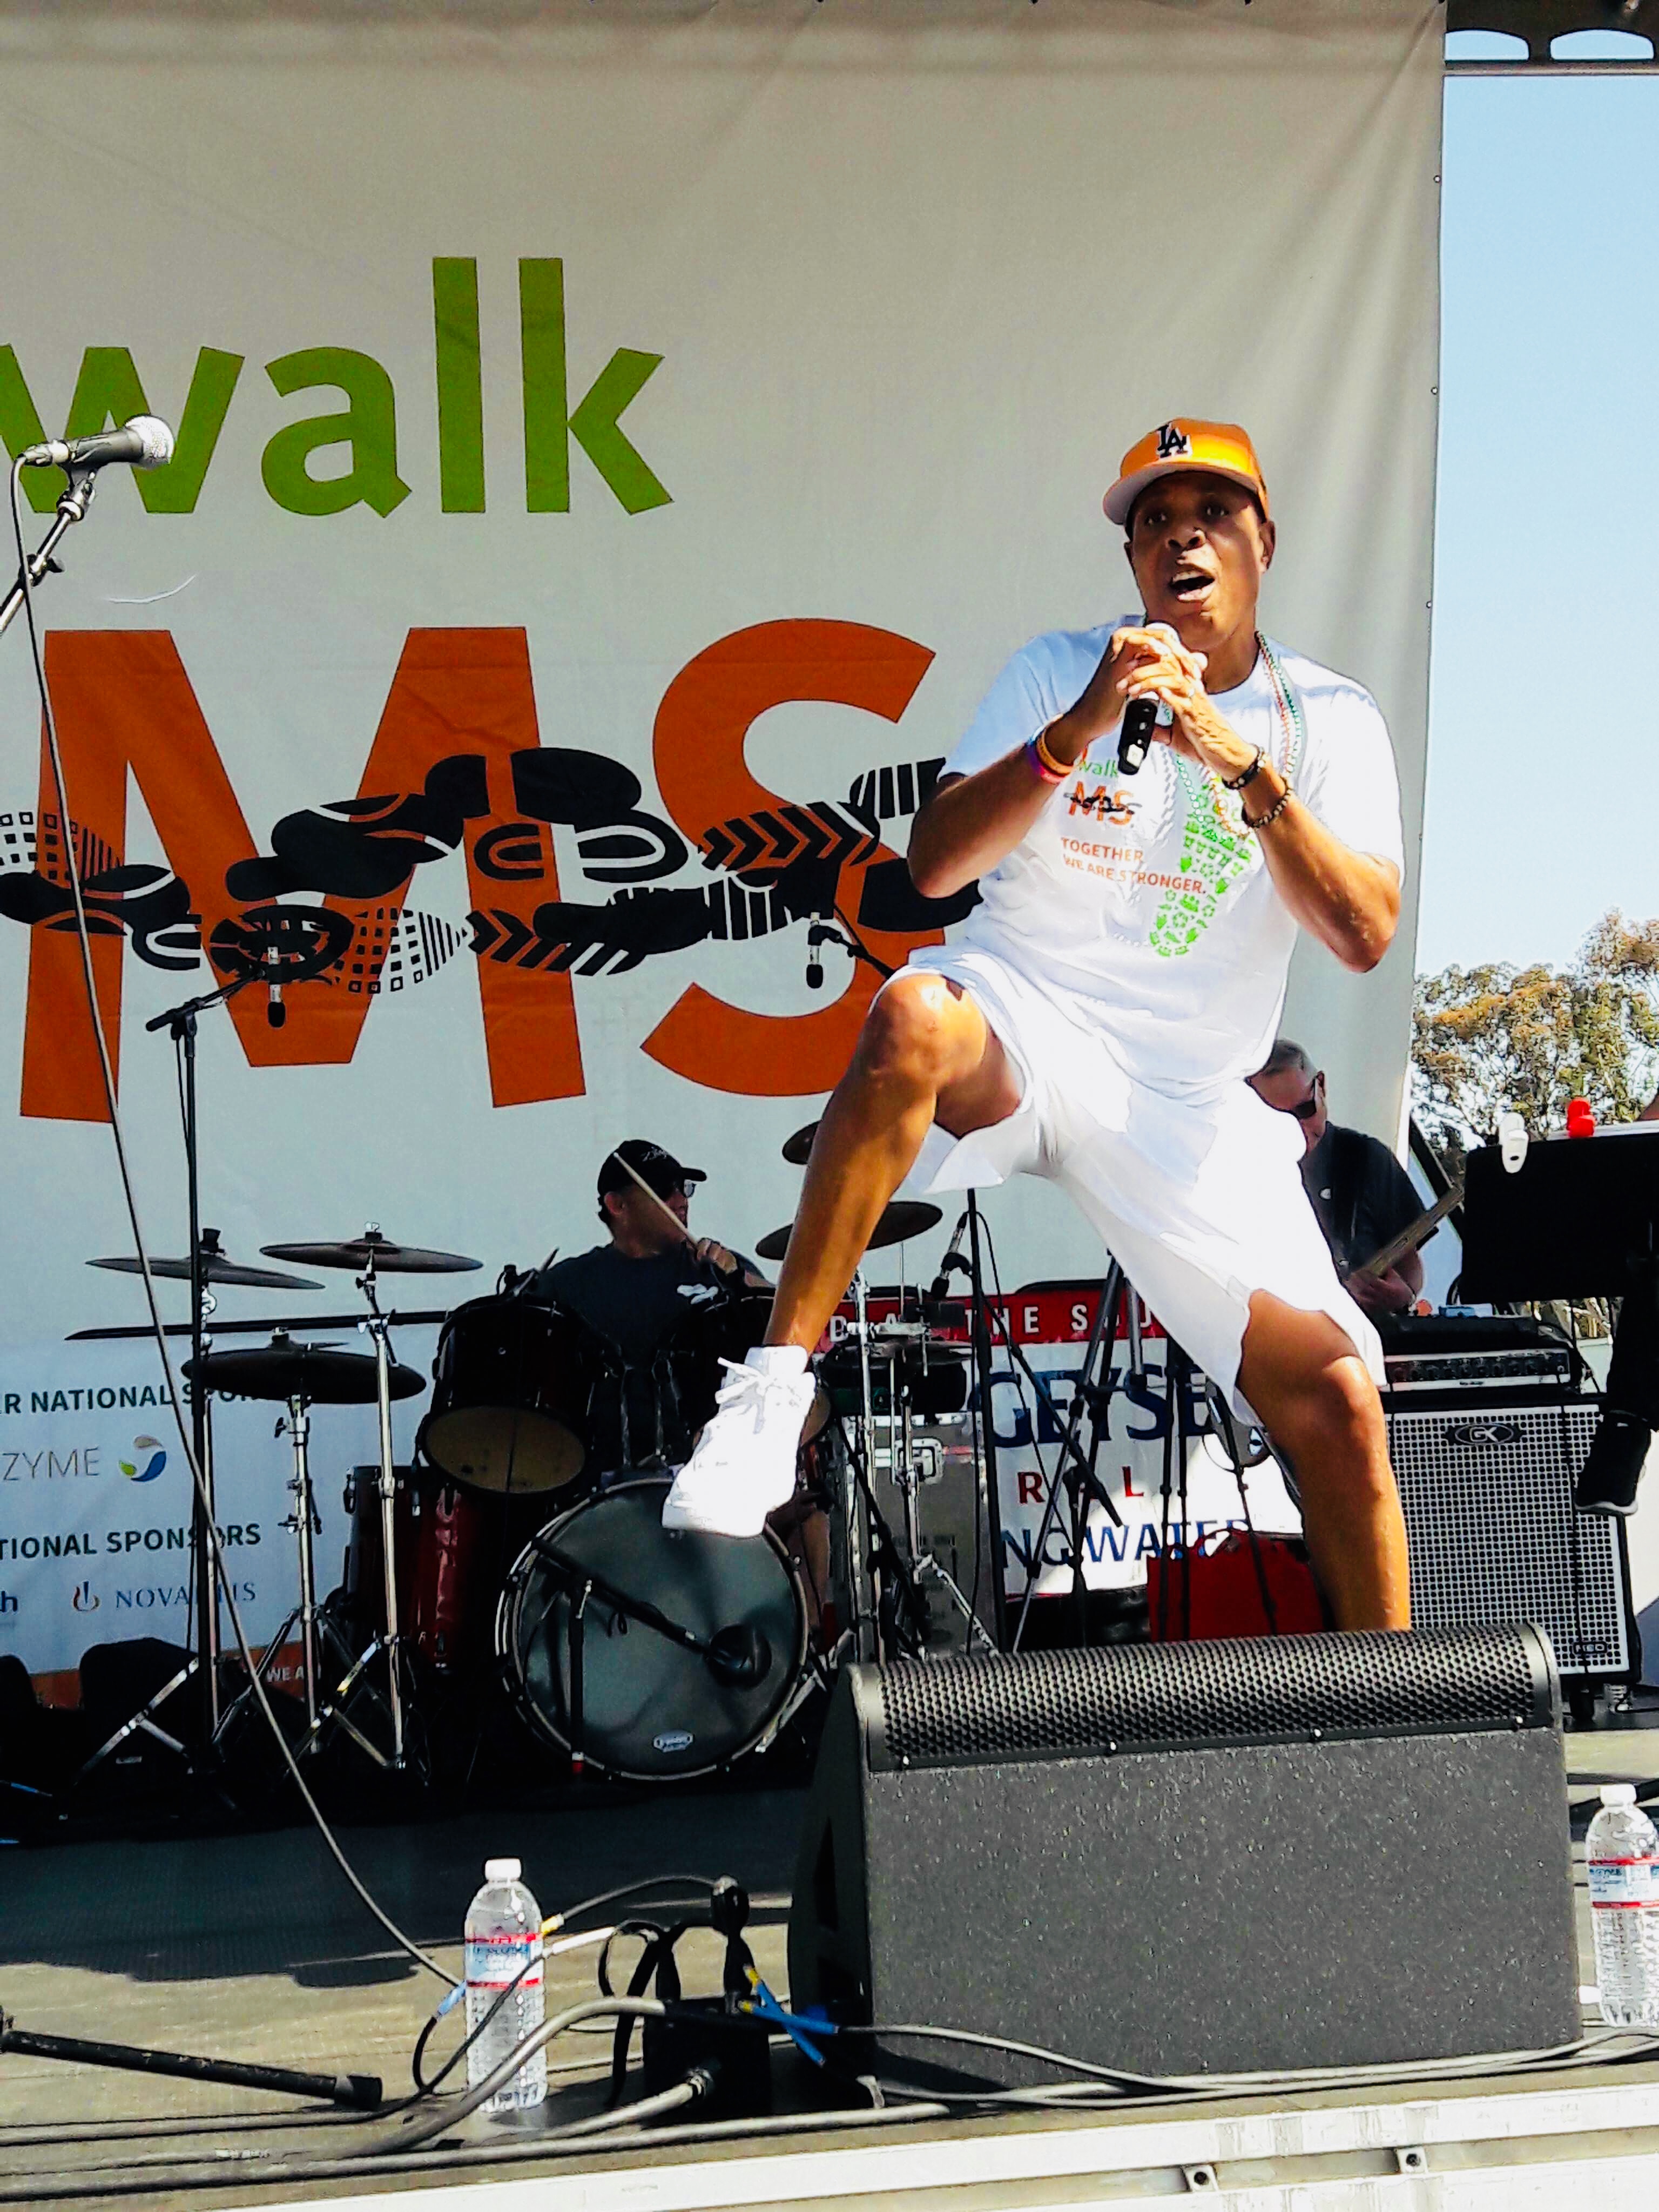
[90,1252,322,1292]
[184,1335,425,1406]
[261,1227,481,1275]
[781,1121,819,1166]
[755,1199,942,1264]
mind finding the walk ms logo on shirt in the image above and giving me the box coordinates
[118,1437,167,1482]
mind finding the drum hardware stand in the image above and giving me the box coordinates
[887,1391,996,1657]
[841,1270,885,1663]
[230,1392,329,1743]
[353,1237,411,1769]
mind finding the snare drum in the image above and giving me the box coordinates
[419,1293,599,1495]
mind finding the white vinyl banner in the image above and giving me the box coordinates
[0,0,1440,1679]
[0,1311,1301,1680]
[0,1330,437,1688]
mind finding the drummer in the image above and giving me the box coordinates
[527,1138,768,1478]
[528,1140,830,1630]
[529,1139,768,1360]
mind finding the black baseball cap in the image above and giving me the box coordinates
[597,1139,707,1201]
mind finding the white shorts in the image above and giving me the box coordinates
[895,946,1384,1422]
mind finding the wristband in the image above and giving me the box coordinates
[1222,747,1266,792]
[1243,780,1294,832]
[1034,724,1074,779]
[1025,731,1068,785]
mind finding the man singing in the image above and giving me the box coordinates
[665,419,1412,1631]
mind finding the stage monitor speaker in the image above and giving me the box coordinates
[1387,1397,1634,1682]
[787,1627,1577,2086]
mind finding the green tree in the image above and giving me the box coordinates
[1412,908,1659,1178]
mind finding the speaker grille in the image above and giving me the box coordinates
[870,1626,1550,1769]
[1388,1400,1629,1678]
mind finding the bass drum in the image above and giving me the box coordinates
[420,1293,598,1496]
[497,1476,806,1781]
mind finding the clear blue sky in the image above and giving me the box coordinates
[1422,45,1656,977]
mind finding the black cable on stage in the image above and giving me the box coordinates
[9,1998,1657,2204]
[402,1880,719,2102]
[7,462,456,1994]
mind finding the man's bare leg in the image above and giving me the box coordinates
[766,973,1022,1351]
[1237,1291,1411,1630]
[663,974,1021,1535]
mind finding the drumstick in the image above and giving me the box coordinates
[606,1149,697,1245]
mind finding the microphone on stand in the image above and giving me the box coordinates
[20,417,175,473]
[264,944,286,1029]
[928,1210,972,1301]
[805,915,825,991]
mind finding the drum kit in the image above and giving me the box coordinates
[76,1118,1003,1797]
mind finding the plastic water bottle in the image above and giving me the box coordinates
[1587,1784,1659,2026]
[464,1857,547,2111]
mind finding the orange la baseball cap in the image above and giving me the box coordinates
[1103,419,1270,528]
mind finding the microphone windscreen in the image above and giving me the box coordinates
[125,416,177,468]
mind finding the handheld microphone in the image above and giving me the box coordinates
[1118,695,1158,776]
[928,1209,972,1300]
[264,945,286,1030]
[1116,612,1172,777]
[20,416,176,473]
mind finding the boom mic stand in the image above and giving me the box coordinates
[76,972,259,1790]
[0,464,102,642]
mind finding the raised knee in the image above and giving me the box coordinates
[1293,1359,1388,1479]
[857,974,959,1087]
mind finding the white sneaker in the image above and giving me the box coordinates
[661,1345,818,1538]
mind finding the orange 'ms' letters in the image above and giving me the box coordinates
[22,629,582,1122]
[646,619,939,1095]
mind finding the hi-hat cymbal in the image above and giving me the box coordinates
[781,1121,819,1166]
[261,1226,481,1274]
[755,1199,941,1264]
[89,1242,321,1292]
[184,1334,425,1406]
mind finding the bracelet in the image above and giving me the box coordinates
[1034,724,1074,779]
[1242,780,1294,832]
[1025,730,1068,785]
[1222,747,1266,792]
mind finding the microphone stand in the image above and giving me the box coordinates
[0,468,100,643]
[147,974,257,1750]
[75,973,257,1791]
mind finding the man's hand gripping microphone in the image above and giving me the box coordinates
[1115,617,1175,777]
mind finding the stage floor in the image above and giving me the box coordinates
[5,1718,1659,2210]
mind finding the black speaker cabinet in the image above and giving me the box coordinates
[1385,1396,1635,1684]
[787,1627,1577,2085]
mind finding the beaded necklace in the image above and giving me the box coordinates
[1144,631,1304,960]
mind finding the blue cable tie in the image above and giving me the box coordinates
[745,1974,834,2065]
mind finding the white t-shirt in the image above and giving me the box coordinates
[936,619,1405,1096]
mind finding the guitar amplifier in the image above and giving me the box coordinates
[1385,1392,1635,1683]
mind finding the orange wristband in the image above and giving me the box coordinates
[1033,725,1073,780]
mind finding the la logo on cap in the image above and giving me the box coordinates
[1155,422,1192,460]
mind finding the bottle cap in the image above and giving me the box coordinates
[484,1856,522,1883]
[1599,1784,1637,1807]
